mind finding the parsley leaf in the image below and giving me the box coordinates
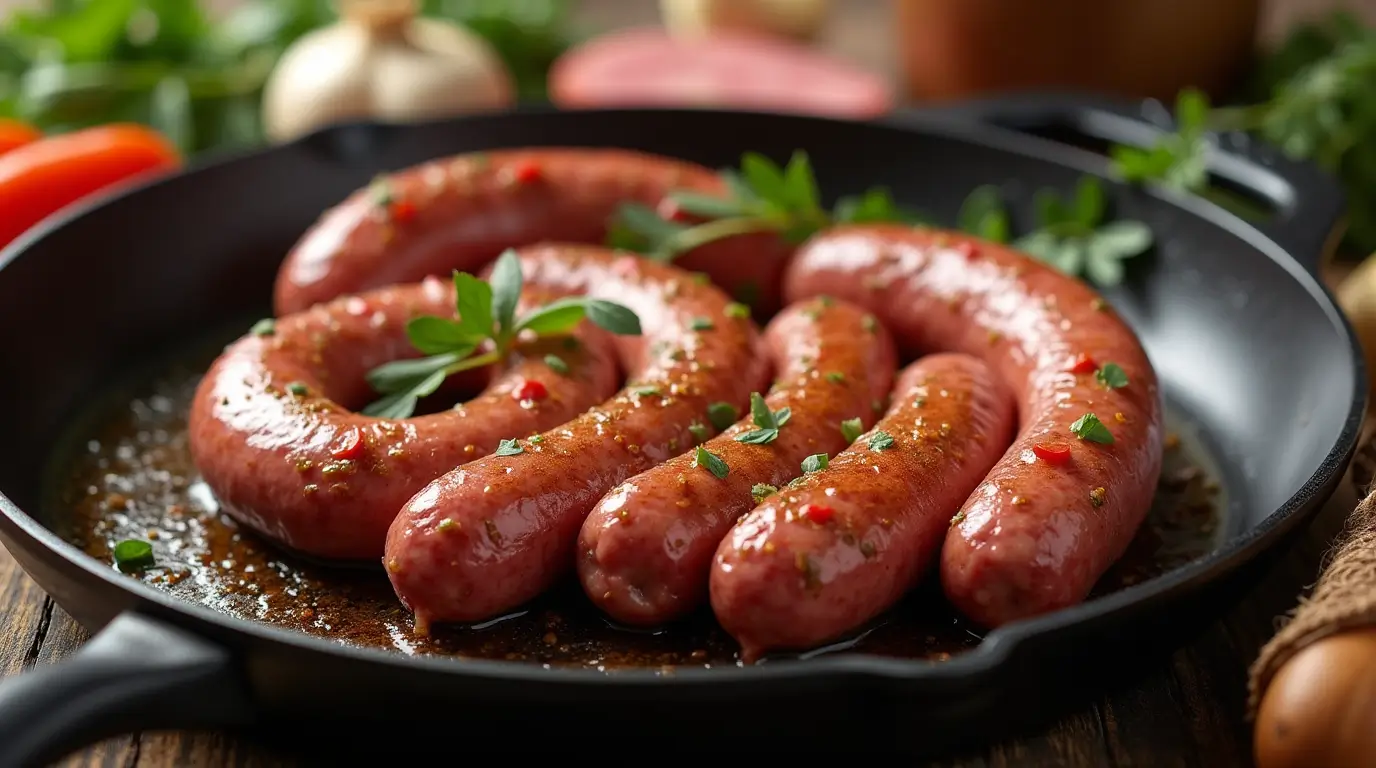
[734,392,787,445]
[1012,176,1154,288]
[801,453,829,473]
[494,438,524,457]
[1070,413,1115,444]
[751,483,778,504]
[958,185,1011,243]
[868,431,895,451]
[694,446,729,479]
[1095,362,1129,389]
[707,402,739,430]
[840,417,863,443]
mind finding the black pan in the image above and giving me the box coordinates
[0,94,1363,765]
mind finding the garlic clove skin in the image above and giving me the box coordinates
[262,1,514,143]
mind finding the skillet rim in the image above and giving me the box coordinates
[0,104,1365,687]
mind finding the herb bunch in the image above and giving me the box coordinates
[362,250,641,419]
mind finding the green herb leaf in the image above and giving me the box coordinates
[724,302,751,319]
[495,438,524,457]
[774,407,792,427]
[748,392,776,430]
[1069,413,1115,444]
[544,354,569,375]
[1073,176,1106,228]
[630,385,661,397]
[801,453,829,473]
[688,421,710,442]
[488,250,523,338]
[694,446,729,478]
[251,318,275,336]
[366,352,465,395]
[751,483,778,504]
[112,539,155,570]
[667,190,748,219]
[840,417,863,443]
[689,317,714,331]
[707,402,738,430]
[868,431,895,451]
[406,316,478,355]
[825,371,845,384]
[584,300,642,336]
[741,152,790,206]
[286,381,309,396]
[833,187,929,225]
[452,271,495,340]
[1095,363,1129,389]
[781,150,822,213]
[1091,221,1154,258]
[514,298,587,336]
[958,185,1011,243]
[733,428,779,445]
[361,368,448,419]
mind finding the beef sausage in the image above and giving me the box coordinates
[578,296,897,627]
[273,148,792,317]
[710,354,1016,660]
[783,225,1164,629]
[384,244,769,632]
[189,276,619,561]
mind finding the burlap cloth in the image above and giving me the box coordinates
[1247,425,1376,716]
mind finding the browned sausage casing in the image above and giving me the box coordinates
[188,277,619,561]
[383,244,769,631]
[274,148,792,317]
[783,225,1164,629]
[577,297,897,626]
[710,353,1016,660]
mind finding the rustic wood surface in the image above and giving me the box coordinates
[3,0,1374,765]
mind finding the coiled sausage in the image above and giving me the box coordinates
[783,225,1164,630]
[189,277,620,561]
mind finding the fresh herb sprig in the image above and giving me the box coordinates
[1012,177,1154,287]
[733,392,792,445]
[362,249,641,419]
[607,151,928,262]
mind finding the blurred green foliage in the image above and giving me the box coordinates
[0,0,573,156]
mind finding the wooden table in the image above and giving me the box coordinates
[4,0,1374,765]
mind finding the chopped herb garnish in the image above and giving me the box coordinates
[251,318,276,337]
[362,250,643,418]
[868,431,895,451]
[688,421,710,443]
[494,438,524,457]
[369,176,394,206]
[689,317,714,331]
[1069,413,1115,444]
[825,371,845,384]
[840,417,863,443]
[112,539,154,570]
[751,483,778,504]
[544,354,569,375]
[724,302,751,319]
[528,435,544,444]
[286,381,309,396]
[630,385,662,397]
[1011,176,1154,287]
[707,402,739,430]
[861,315,877,333]
[1095,362,1129,389]
[801,453,829,473]
[734,392,790,445]
[694,446,729,479]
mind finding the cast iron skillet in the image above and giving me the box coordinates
[0,93,1363,764]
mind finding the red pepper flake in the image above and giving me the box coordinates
[330,427,364,460]
[1068,354,1097,374]
[656,198,692,222]
[512,379,549,403]
[1032,442,1071,465]
[799,503,835,524]
[955,241,979,260]
[390,199,417,223]
[510,160,542,184]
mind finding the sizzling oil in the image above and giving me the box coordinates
[48,353,1222,670]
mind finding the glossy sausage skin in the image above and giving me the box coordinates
[274,148,792,317]
[710,354,1016,660]
[188,277,619,561]
[578,297,898,627]
[784,225,1163,629]
[384,244,770,631]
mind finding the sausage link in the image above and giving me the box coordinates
[783,225,1164,629]
[188,277,619,561]
[384,244,770,631]
[710,354,1016,660]
[577,297,897,626]
[274,148,791,317]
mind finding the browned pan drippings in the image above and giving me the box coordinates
[49,348,1223,669]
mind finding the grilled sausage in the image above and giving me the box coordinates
[710,354,1016,660]
[188,276,619,561]
[578,296,897,627]
[383,244,769,632]
[783,225,1164,629]
[273,148,792,317]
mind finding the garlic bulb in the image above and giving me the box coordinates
[659,0,832,42]
[262,0,514,143]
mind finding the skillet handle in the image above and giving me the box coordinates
[0,612,253,768]
[904,91,1347,277]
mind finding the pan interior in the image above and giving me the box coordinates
[0,109,1356,665]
